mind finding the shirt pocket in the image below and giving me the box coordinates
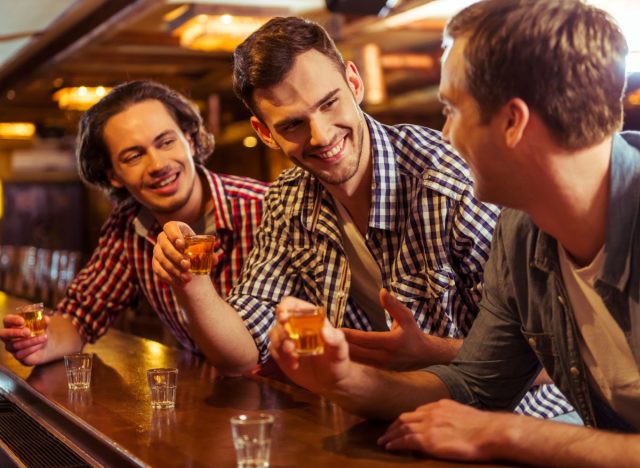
[289,247,324,304]
[389,268,454,302]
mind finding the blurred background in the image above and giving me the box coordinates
[0,0,639,340]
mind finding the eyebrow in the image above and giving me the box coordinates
[116,129,176,160]
[273,88,340,130]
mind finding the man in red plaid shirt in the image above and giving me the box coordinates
[1,80,268,365]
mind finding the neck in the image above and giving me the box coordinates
[526,137,612,266]
[325,136,373,236]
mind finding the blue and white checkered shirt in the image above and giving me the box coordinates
[228,114,573,419]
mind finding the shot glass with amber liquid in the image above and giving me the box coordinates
[184,234,217,275]
[285,306,325,356]
[16,302,46,337]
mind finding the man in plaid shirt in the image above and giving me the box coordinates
[0,80,267,365]
[153,18,573,419]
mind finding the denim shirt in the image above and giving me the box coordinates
[428,132,640,431]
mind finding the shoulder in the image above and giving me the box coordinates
[208,170,270,200]
[493,208,539,249]
[380,122,473,183]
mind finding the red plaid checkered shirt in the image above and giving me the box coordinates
[57,168,268,352]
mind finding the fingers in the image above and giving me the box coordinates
[379,289,416,327]
[153,232,191,284]
[343,327,394,349]
[269,322,299,370]
[378,411,427,448]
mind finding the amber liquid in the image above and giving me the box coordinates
[18,310,46,337]
[285,310,325,355]
[184,236,216,275]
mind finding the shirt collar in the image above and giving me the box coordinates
[132,165,234,240]
[295,113,400,233]
[533,132,640,291]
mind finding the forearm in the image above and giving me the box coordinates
[491,413,640,466]
[422,335,463,366]
[174,278,258,375]
[329,366,451,420]
[42,315,83,362]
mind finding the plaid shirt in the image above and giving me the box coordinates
[228,114,573,419]
[58,168,268,352]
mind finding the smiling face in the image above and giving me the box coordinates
[250,49,370,192]
[104,99,202,223]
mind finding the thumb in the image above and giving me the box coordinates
[322,322,349,361]
[380,288,415,327]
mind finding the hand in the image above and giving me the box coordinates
[343,289,459,370]
[152,221,196,287]
[269,296,352,395]
[378,399,507,462]
[1,314,51,366]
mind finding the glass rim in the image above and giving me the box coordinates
[147,367,178,373]
[184,234,216,241]
[289,305,324,316]
[64,352,93,358]
[16,302,44,312]
[230,413,274,424]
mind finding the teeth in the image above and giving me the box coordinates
[154,174,178,188]
[319,139,343,159]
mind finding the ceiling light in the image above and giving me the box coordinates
[0,122,36,140]
[173,14,267,52]
[52,86,111,111]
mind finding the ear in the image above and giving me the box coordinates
[344,61,365,105]
[503,98,529,149]
[107,169,124,189]
[185,132,196,155]
[250,116,280,150]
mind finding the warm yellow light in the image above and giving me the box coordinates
[0,122,36,140]
[0,180,3,220]
[174,15,268,52]
[52,86,113,111]
[243,136,258,148]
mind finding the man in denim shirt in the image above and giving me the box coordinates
[270,0,640,464]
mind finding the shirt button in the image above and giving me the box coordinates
[558,295,565,305]
[528,337,537,349]
[570,366,580,377]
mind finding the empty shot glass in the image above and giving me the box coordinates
[64,353,93,390]
[15,302,46,337]
[230,413,274,468]
[147,368,178,409]
[184,234,217,275]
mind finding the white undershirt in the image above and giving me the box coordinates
[334,199,388,331]
[558,244,640,429]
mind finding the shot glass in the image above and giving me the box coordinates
[16,302,46,337]
[230,413,274,468]
[147,368,178,409]
[284,306,325,356]
[184,234,217,275]
[64,353,93,390]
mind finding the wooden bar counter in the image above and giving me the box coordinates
[0,293,506,467]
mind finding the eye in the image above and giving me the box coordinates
[158,137,176,149]
[321,98,338,111]
[123,151,143,164]
[281,120,302,133]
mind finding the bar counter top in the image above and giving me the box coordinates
[0,293,507,467]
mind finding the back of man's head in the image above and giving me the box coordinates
[232,16,345,120]
[445,0,628,150]
[76,80,214,201]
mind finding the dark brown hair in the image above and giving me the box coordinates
[232,16,345,119]
[445,0,628,149]
[76,80,214,201]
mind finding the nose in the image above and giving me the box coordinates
[147,148,170,175]
[308,115,332,148]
